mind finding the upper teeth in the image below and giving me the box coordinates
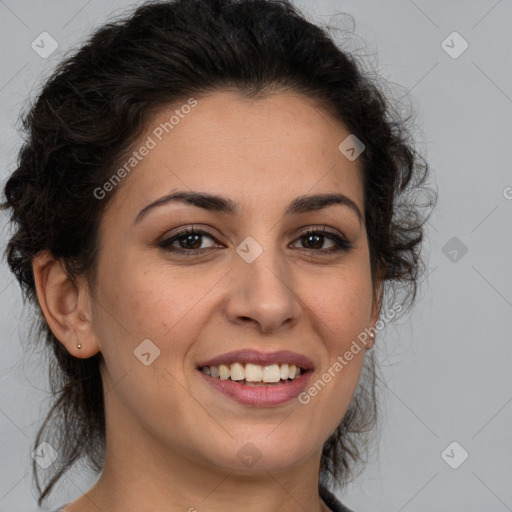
[201,363,302,382]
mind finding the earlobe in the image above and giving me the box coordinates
[32,250,100,359]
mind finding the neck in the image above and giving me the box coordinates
[64,406,330,512]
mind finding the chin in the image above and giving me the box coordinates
[197,434,316,473]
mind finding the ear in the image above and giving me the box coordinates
[32,250,100,359]
[366,278,384,350]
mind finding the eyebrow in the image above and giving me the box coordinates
[134,190,364,225]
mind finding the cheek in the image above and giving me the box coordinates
[95,248,204,338]
[92,255,222,375]
[302,266,374,346]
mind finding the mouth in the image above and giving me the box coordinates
[199,362,308,386]
[197,349,314,378]
[196,349,314,406]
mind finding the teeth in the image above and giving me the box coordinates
[230,362,245,381]
[262,364,281,383]
[245,363,262,382]
[219,364,230,380]
[201,362,304,382]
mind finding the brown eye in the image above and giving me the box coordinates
[292,228,352,254]
[158,228,220,254]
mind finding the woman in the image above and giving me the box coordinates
[1,0,435,510]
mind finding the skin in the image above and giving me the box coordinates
[33,90,382,512]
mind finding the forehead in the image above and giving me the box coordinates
[106,90,363,219]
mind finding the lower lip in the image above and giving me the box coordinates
[197,369,312,406]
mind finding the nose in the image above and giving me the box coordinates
[224,244,302,334]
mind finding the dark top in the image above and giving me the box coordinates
[320,484,354,512]
[52,484,353,512]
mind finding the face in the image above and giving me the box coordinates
[88,90,379,473]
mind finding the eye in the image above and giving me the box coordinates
[157,225,352,256]
[158,226,221,254]
[291,227,352,254]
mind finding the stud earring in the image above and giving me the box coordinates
[77,343,82,349]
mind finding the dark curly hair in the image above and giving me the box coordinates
[1,0,436,506]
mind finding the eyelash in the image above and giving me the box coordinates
[157,226,353,256]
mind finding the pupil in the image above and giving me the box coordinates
[306,234,322,249]
[181,234,201,249]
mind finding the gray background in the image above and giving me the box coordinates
[1,0,511,510]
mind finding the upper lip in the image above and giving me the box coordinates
[197,349,314,371]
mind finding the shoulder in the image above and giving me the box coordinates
[319,483,355,512]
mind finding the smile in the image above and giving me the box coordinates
[200,362,303,385]
[196,349,314,406]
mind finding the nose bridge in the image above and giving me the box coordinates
[226,233,301,332]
